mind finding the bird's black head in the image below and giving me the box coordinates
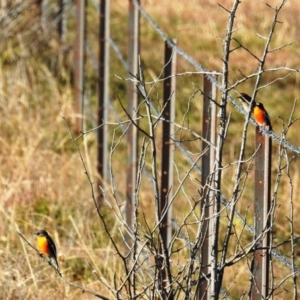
[34,230,49,237]
[255,102,265,109]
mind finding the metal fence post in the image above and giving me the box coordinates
[97,0,110,204]
[251,126,272,299]
[74,0,85,134]
[198,76,217,299]
[58,0,68,43]
[126,0,140,239]
[157,40,176,298]
[160,39,176,249]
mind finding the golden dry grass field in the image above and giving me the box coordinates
[1,0,300,299]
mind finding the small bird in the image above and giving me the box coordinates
[252,102,272,128]
[237,93,271,128]
[34,230,60,272]
[237,93,256,111]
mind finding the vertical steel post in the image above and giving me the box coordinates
[126,0,139,238]
[251,126,271,299]
[74,0,85,134]
[198,76,217,299]
[158,40,176,298]
[98,0,110,203]
[58,0,68,43]
[160,40,176,248]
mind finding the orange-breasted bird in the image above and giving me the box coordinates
[237,93,271,128]
[34,230,59,272]
[252,102,272,128]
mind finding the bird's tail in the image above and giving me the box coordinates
[50,256,59,272]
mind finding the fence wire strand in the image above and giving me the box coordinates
[131,0,300,156]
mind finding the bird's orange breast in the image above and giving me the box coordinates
[37,236,50,255]
[253,106,266,125]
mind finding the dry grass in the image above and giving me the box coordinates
[1,0,300,298]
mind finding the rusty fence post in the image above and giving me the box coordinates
[198,76,217,299]
[160,39,176,249]
[251,126,272,299]
[58,0,68,44]
[97,0,110,204]
[74,0,86,134]
[158,39,176,298]
[126,0,140,240]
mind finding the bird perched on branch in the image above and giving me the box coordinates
[34,230,60,273]
[237,93,271,129]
